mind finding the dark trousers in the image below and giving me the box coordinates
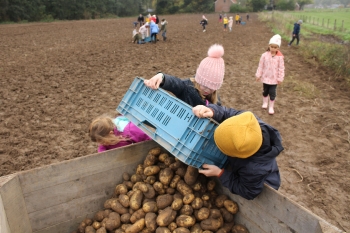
[263,83,277,100]
[289,34,300,45]
[151,33,157,43]
[202,24,206,30]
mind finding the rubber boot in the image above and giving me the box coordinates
[262,96,268,109]
[268,99,275,115]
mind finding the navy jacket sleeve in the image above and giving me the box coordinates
[161,74,188,97]
[207,104,246,123]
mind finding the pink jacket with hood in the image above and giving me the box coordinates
[255,51,285,85]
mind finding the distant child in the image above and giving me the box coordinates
[223,15,228,32]
[219,14,222,23]
[133,31,143,44]
[235,14,240,25]
[200,15,208,32]
[239,15,242,24]
[89,114,151,153]
[160,19,168,41]
[246,14,250,21]
[150,21,159,43]
[139,22,149,41]
[255,34,285,115]
[288,20,303,46]
[133,21,138,28]
[228,16,233,32]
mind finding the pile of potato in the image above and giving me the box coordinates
[73,147,249,233]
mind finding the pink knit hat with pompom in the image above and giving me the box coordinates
[195,44,225,90]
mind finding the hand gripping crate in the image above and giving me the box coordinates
[117,77,228,169]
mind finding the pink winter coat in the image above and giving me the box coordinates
[255,51,285,84]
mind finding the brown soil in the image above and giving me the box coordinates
[0,13,349,231]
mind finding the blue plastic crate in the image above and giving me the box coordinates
[117,77,228,169]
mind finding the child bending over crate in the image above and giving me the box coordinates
[192,104,284,200]
[144,44,224,107]
[89,113,151,153]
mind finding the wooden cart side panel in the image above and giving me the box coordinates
[17,141,158,232]
[0,175,32,233]
[18,141,157,194]
[0,193,11,233]
[221,185,343,233]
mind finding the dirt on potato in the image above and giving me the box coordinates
[0,13,349,231]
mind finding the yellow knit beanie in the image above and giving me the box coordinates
[214,112,262,158]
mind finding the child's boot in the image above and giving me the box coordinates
[268,99,275,115]
[262,96,268,109]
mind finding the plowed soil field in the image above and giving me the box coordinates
[0,13,349,231]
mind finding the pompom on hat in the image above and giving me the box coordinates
[297,19,303,24]
[214,112,263,158]
[195,44,225,91]
[269,34,282,47]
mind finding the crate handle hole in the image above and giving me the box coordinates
[140,120,156,133]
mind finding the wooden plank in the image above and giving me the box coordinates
[0,175,32,233]
[0,194,12,233]
[18,141,158,194]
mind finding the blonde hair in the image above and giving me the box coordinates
[190,78,219,104]
[89,116,126,146]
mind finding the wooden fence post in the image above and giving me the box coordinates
[322,18,324,27]
[334,19,336,30]
[327,19,329,28]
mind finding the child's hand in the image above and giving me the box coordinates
[144,73,163,89]
[192,105,213,118]
[255,77,261,82]
[199,164,222,177]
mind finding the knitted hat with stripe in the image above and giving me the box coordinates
[195,44,225,91]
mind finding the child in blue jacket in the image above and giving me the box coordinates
[288,20,303,46]
[192,104,284,200]
[149,21,159,43]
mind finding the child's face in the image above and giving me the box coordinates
[199,84,215,96]
[269,44,280,54]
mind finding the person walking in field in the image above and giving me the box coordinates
[89,113,151,153]
[255,34,285,115]
[228,16,234,32]
[223,15,228,32]
[160,19,168,41]
[137,14,144,27]
[219,14,223,23]
[200,15,208,32]
[246,14,250,21]
[288,20,303,46]
[235,14,240,25]
[149,20,159,43]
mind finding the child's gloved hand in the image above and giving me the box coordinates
[199,164,222,177]
[144,73,163,89]
[192,105,214,118]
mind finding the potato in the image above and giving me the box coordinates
[218,222,235,233]
[158,163,167,169]
[201,194,210,201]
[191,197,203,210]
[175,167,186,178]
[190,223,203,233]
[200,218,223,231]
[124,181,134,189]
[156,207,177,227]
[209,209,221,219]
[130,209,146,224]
[169,175,181,189]
[119,194,130,208]
[231,224,249,233]
[78,222,87,233]
[133,182,149,193]
[145,176,157,185]
[130,190,144,210]
[94,211,105,222]
[206,180,216,191]
[173,192,183,200]
[144,154,158,167]
[104,198,115,209]
[123,172,130,181]
[169,160,183,171]
[159,168,174,186]
[183,193,195,205]
[171,198,183,211]
[184,166,199,186]
[215,195,228,208]
[153,182,164,193]
[143,201,158,213]
[127,190,135,198]
[121,213,132,223]
[148,147,162,156]
[202,231,213,233]
[220,208,234,223]
[115,229,124,233]
[195,207,210,221]
[223,200,238,214]
[176,180,193,196]
[166,187,175,195]
[164,157,175,167]
[141,227,153,233]
[179,205,193,216]
[156,194,174,209]
[158,153,169,162]
[111,199,129,214]
[122,224,132,231]
[115,184,128,195]
[104,212,121,231]
[85,226,96,233]
[173,227,191,233]
[144,166,161,176]
[155,227,171,233]
[145,212,157,231]
[136,164,145,175]
[131,174,143,183]
[84,218,93,226]
[104,209,112,218]
[144,184,156,199]
[192,181,202,192]
[92,221,101,230]
[167,222,177,231]
[125,218,145,233]
[96,227,107,233]
[176,215,196,227]
[202,200,211,209]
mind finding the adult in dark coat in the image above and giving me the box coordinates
[193,104,284,200]
[137,14,144,27]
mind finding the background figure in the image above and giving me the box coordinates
[235,14,239,25]
[223,15,228,32]
[89,113,151,153]
[256,34,285,115]
[219,14,222,23]
[160,19,168,41]
[150,21,159,43]
[288,20,303,46]
[246,14,250,21]
[137,14,144,27]
[238,14,242,24]
[132,21,138,28]
[200,15,208,32]
[228,16,233,32]
[139,22,149,41]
